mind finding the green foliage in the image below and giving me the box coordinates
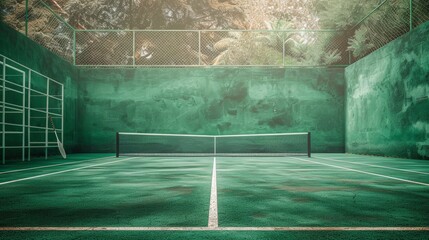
[314,0,381,29]
[2,0,425,66]
[63,0,246,30]
[210,19,343,66]
[323,49,342,65]
[347,27,375,58]
[212,31,283,65]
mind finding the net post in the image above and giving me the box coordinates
[307,132,311,158]
[116,132,119,157]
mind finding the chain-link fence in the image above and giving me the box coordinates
[75,30,349,67]
[1,0,74,62]
[349,0,429,62]
[28,1,74,62]
[2,0,429,67]
[412,0,429,28]
[75,31,133,66]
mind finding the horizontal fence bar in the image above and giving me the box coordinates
[29,144,58,147]
[30,142,59,144]
[3,86,24,94]
[28,108,62,117]
[2,102,24,110]
[76,65,350,68]
[2,111,23,114]
[1,146,58,149]
[75,29,344,33]
[0,105,24,112]
[3,123,25,127]
[2,79,25,89]
[1,131,24,134]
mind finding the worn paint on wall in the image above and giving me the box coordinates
[1,22,345,156]
[346,21,429,159]
[77,68,345,153]
[0,23,78,153]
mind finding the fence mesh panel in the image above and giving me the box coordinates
[75,31,133,66]
[28,1,74,62]
[201,31,284,66]
[412,0,429,28]
[1,0,73,62]
[349,0,427,62]
[1,0,429,67]
[135,31,199,66]
[283,31,348,66]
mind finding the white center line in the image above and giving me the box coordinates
[292,157,429,187]
[208,157,218,228]
[0,157,136,186]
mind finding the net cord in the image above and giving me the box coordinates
[116,132,311,157]
[117,132,309,138]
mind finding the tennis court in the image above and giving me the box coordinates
[0,153,429,239]
[1,0,429,239]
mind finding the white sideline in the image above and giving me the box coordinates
[0,157,136,186]
[292,157,429,187]
[315,156,429,175]
[0,156,116,175]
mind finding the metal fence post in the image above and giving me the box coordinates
[133,31,136,66]
[282,33,285,67]
[198,31,201,66]
[73,30,76,65]
[25,0,29,36]
[410,0,413,31]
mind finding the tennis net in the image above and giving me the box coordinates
[116,132,311,157]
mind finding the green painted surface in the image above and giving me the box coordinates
[77,68,345,153]
[0,155,212,227]
[217,155,429,227]
[0,153,429,240]
[1,231,429,240]
[345,21,429,160]
[0,22,78,153]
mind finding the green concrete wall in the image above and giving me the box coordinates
[0,23,78,153]
[1,22,346,156]
[77,67,345,153]
[345,21,429,159]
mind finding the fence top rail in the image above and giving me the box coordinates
[75,29,344,33]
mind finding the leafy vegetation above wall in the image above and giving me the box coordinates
[1,0,428,66]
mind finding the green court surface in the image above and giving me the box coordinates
[1,153,429,240]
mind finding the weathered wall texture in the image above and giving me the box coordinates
[78,68,345,153]
[346,21,429,159]
[0,23,78,152]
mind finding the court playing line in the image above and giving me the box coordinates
[315,156,429,175]
[0,227,428,231]
[208,157,218,228]
[292,157,429,187]
[0,157,136,186]
[0,156,116,175]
